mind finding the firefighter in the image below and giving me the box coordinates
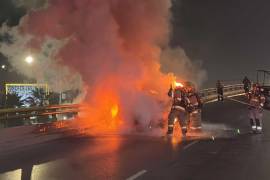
[167,82,189,137]
[243,76,251,94]
[167,81,203,137]
[216,80,224,101]
[248,84,265,133]
[184,82,203,132]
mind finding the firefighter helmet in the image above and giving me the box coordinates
[184,81,195,93]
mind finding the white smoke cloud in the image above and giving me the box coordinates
[0,23,82,92]
[12,0,48,10]
[160,47,207,88]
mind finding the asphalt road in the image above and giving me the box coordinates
[0,96,270,180]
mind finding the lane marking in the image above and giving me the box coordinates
[204,93,245,104]
[126,169,147,180]
[183,140,199,150]
[227,93,245,98]
[205,99,218,104]
[226,97,250,106]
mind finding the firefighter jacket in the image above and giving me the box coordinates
[248,92,265,109]
[186,92,203,113]
[168,87,189,111]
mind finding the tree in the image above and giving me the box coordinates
[3,93,24,127]
[5,93,23,108]
[48,92,60,105]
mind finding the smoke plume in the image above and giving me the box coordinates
[0,0,207,133]
[12,0,48,10]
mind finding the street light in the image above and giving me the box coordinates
[1,65,6,69]
[25,55,35,83]
[25,55,34,64]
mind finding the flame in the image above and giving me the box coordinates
[174,81,184,88]
[111,104,119,118]
[73,86,127,134]
[72,74,177,135]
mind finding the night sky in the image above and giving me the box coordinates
[0,0,25,26]
[1,0,270,88]
[172,0,270,86]
[0,0,27,90]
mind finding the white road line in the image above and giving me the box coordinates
[126,169,147,180]
[205,99,218,104]
[183,140,199,150]
[204,93,245,104]
[227,93,245,98]
[226,97,250,106]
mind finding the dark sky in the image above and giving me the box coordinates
[172,0,270,86]
[1,0,270,87]
[0,0,26,89]
[0,0,25,26]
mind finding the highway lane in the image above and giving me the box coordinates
[0,96,269,180]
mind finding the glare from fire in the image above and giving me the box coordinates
[174,117,178,124]
[111,104,119,118]
[174,81,184,88]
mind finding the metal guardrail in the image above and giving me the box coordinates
[0,84,245,128]
[200,84,244,102]
[0,104,79,115]
[0,104,79,128]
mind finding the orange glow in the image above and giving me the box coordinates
[71,73,180,135]
[67,65,183,135]
[174,81,184,88]
[72,83,126,134]
[111,104,119,118]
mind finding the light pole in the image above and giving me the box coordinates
[24,55,36,83]
[1,64,7,112]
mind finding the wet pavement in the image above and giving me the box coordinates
[0,96,269,180]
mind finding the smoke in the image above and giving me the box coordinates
[12,0,48,10]
[0,23,82,92]
[160,48,207,88]
[0,0,207,133]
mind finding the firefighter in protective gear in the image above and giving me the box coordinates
[243,76,251,94]
[184,82,203,131]
[167,81,203,136]
[167,82,189,136]
[248,84,265,133]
